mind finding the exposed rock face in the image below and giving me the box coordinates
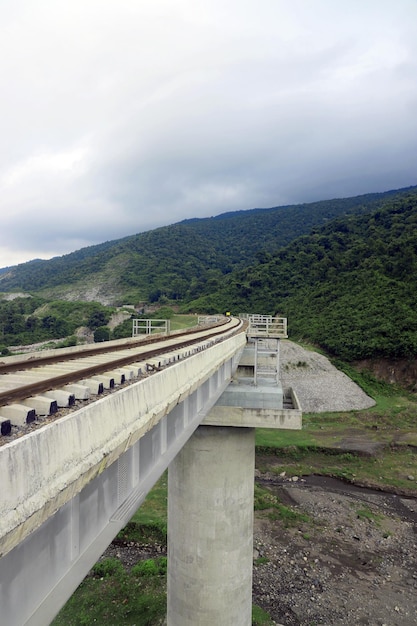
[354,357,417,391]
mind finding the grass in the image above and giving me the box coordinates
[252,604,275,625]
[256,369,417,492]
[170,314,199,331]
[355,505,384,525]
[254,483,311,527]
[117,474,168,544]
[52,561,166,626]
[257,445,417,492]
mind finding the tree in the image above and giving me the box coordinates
[87,310,109,329]
[94,326,110,342]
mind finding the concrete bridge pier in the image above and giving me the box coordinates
[167,425,255,626]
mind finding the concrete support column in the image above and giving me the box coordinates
[167,425,255,626]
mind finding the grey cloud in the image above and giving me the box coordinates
[0,0,417,267]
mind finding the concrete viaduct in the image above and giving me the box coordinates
[0,316,301,625]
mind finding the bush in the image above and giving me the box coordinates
[91,557,124,578]
[55,336,77,348]
[87,309,111,330]
[132,557,167,578]
[112,317,134,339]
[93,326,110,342]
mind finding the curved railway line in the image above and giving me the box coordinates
[0,316,245,441]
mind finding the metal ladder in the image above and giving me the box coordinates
[253,337,280,386]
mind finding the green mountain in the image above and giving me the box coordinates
[187,189,417,361]
[0,186,415,305]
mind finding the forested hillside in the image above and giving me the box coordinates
[0,186,414,304]
[186,190,417,360]
[0,297,116,351]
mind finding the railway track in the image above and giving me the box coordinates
[0,317,244,440]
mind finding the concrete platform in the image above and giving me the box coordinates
[203,379,302,430]
[214,376,283,409]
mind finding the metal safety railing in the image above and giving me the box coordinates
[198,316,221,325]
[246,315,287,338]
[132,319,171,337]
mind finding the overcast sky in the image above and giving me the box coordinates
[1,0,417,268]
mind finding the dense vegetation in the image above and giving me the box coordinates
[185,190,417,361]
[1,185,417,363]
[1,187,414,304]
[0,298,116,351]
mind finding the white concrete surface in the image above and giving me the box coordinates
[0,403,35,425]
[0,329,246,559]
[167,426,255,626]
[22,396,57,416]
[63,383,90,400]
[203,403,302,429]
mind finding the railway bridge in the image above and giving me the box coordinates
[0,316,301,625]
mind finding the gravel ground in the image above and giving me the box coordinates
[103,474,417,626]
[280,340,376,413]
[252,341,416,625]
[253,473,417,626]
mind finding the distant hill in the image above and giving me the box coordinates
[1,185,415,306]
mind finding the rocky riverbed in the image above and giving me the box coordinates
[252,473,417,626]
[252,342,416,624]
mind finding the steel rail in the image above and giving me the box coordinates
[0,318,244,407]
[0,318,231,375]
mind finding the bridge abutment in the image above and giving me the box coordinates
[167,425,255,626]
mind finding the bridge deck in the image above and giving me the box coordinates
[0,317,302,626]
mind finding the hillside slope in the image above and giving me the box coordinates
[186,189,417,361]
[0,186,415,304]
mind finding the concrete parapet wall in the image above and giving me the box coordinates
[0,331,246,558]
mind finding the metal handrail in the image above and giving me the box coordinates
[132,318,171,336]
[247,315,287,338]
